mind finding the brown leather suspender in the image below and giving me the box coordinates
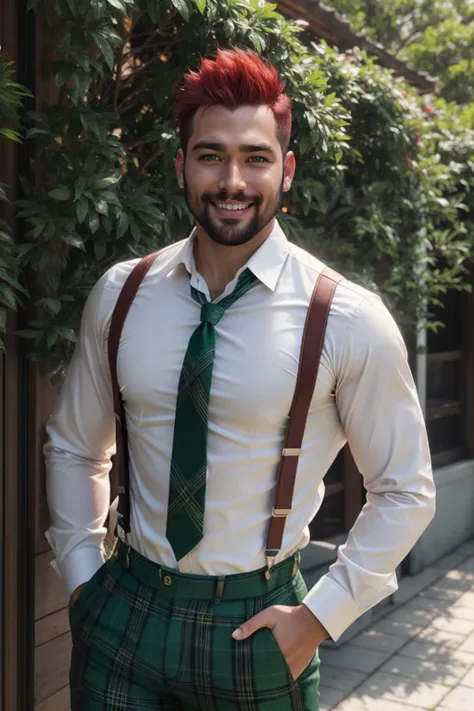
[108,251,161,534]
[107,252,342,566]
[265,266,341,571]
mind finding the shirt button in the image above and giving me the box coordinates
[163,575,172,587]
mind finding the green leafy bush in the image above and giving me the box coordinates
[20,0,473,377]
[0,53,30,350]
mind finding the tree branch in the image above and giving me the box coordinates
[114,11,145,115]
[139,146,163,175]
[394,22,432,55]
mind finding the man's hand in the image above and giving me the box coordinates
[232,604,329,681]
[69,583,87,611]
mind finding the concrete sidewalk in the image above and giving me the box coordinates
[316,539,474,710]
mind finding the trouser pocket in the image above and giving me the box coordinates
[68,559,110,630]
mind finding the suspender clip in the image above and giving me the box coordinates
[281,448,302,457]
[215,576,226,602]
[292,550,301,577]
[265,551,278,580]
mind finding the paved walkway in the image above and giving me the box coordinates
[317,539,474,710]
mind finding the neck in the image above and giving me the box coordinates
[193,219,275,298]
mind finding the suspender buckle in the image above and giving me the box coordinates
[272,508,291,518]
[282,448,301,457]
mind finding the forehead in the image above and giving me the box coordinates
[189,104,280,150]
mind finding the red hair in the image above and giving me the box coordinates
[173,49,292,152]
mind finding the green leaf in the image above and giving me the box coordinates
[89,211,100,235]
[55,64,73,88]
[106,0,126,11]
[48,187,71,201]
[116,212,129,238]
[0,128,21,143]
[72,69,90,98]
[0,288,17,309]
[62,234,85,250]
[101,191,121,206]
[42,298,61,315]
[255,4,279,19]
[76,197,89,224]
[248,31,262,52]
[171,0,190,21]
[94,239,107,260]
[92,175,121,189]
[74,177,86,202]
[94,199,109,216]
[324,92,337,107]
[17,330,40,339]
[92,33,115,71]
[128,215,141,240]
[26,128,48,139]
[194,0,206,13]
[31,221,46,238]
[47,330,58,349]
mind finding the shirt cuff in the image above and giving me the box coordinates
[302,574,363,641]
[58,545,106,596]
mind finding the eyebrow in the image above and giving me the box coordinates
[191,141,276,156]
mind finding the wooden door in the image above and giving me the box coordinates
[0,1,25,707]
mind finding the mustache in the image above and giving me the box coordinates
[201,190,262,205]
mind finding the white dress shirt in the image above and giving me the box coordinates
[44,221,435,641]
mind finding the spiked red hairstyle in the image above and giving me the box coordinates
[173,49,292,153]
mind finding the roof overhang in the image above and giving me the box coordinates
[277,0,436,94]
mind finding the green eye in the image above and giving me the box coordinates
[200,154,221,161]
[248,156,269,163]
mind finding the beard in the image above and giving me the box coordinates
[183,177,284,247]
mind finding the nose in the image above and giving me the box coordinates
[219,160,246,195]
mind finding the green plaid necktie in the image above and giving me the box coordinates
[166,268,260,561]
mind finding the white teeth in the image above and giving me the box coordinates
[215,202,250,211]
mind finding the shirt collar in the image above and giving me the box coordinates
[245,221,289,291]
[176,220,289,293]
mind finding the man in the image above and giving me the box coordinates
[45,49,435,710]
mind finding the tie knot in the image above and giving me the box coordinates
[200,302,226,326]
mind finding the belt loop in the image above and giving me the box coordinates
[292,550,301,577]
[116,540,130,569]
[110,536,120,559]
[215,576,225,602]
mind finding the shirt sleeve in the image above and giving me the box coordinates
[44,265,130,595]
[302,292,436,641]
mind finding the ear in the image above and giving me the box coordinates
[175,149,185,188]
[283,151,296,192]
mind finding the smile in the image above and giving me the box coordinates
[212,201,254,212]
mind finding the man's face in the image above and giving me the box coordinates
[176,105,295,247]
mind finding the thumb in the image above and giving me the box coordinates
[232,608,273,641]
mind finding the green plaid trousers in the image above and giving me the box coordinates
[69,541,320,710]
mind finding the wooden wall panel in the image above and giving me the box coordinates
[35,632,72,706]
[32,13,70,710]
[30,372,59,555]
[34,552,70,710]
[0,1,22,709]
[465,270,474,459]
[35,687,70,711]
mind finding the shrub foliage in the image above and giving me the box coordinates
[20,0,473,378]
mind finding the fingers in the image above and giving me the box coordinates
[232,607,275,641]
